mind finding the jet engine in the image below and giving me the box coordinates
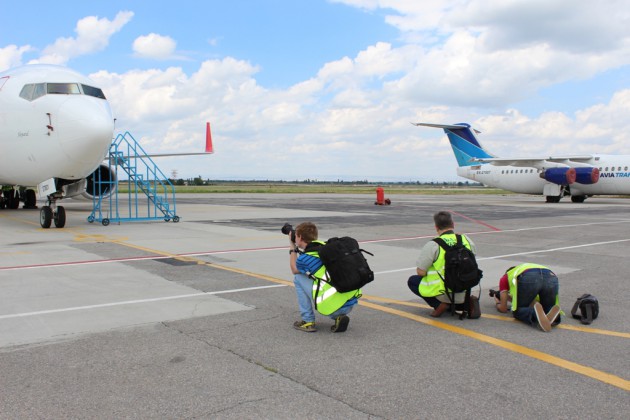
[541,167,576,185]
[81,164,117,199]
[574,167,600,185]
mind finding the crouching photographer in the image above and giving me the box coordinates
[493,263,561,332]
[285,221,358,333]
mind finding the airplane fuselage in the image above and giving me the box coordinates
[0,65,114,186]
[458,155,630,195]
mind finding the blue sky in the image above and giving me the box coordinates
[2,0,630,181]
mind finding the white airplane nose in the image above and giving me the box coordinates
[55,97,115,176]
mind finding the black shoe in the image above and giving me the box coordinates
[331,315,350,333]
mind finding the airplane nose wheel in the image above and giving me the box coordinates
[54,206,66,228]
[40,206,53,228]
[40,205,66,228]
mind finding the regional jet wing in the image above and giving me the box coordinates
[472,156,595,168]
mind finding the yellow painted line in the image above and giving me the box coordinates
[361,295,630,339]
[358,299,630,392]
[0,213,40,226]
[110,239,293,286]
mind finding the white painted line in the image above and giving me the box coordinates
[374,238,630,275]
[0,284,287,320]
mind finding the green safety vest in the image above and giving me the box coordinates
[305,241,361,316]
[506,263,560,312]
[418,233,473,297]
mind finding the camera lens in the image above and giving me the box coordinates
[281,223,292,235]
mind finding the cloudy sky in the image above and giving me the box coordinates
[2,0,630,182]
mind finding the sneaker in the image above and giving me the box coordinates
[331,315,350,333]
[534,302,551,332]
[546,305,561,326]
[293,320,316,332]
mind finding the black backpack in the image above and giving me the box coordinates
[316,237,374,293]
[433,235,483,318]
[571,294,599,325]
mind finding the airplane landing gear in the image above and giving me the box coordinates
[40,194,66,228]
[1,189,20,209]
[23,189,37,209]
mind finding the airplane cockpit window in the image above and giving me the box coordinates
[47,83,80,94]
[81,84,106,99]
[19,83,46,101]
[19,82,106,101]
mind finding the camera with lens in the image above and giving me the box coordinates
[489,289,501,299]
[281,223,296,243]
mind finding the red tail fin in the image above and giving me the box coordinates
[205,122,214,153]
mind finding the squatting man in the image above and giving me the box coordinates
[287,222,360,333]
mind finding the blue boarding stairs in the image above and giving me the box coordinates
[88,132,179,226]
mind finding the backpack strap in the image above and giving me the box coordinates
[571,298,581,320]
[433,236,453,315]
[359,248,374,257]
[312,276,322,312]
[582,303,594,325]
[571,295,595,325]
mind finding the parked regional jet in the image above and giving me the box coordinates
[0,64,213,229]
[414,122,630,203]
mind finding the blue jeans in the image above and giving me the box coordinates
[512,268,560,326]
[293,273,356,322]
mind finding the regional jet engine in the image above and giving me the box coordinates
[574,167,600,185]
[541,167,576,185]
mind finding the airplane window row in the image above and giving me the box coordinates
[602,167,628,171]
[501,169,536,174]
[501,166,629,174]
[19,83,106,101]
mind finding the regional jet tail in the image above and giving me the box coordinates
[413,122,630,203]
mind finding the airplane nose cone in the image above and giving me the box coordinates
[55,97,115,177]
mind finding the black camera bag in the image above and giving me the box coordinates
[571,294,599,325]
[316,237,374,293]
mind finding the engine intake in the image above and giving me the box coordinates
[82,164,117,199]
[541,167,576,185]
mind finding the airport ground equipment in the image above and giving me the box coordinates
[88,132,179,226]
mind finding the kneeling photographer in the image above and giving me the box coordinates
[492,263,561,332]
[285,221,359,333]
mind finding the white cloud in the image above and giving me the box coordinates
[31,11,134,65]
[133,33,177,60]
[6,3,630,181]
[0,45,32,71]
[330,0,630,110]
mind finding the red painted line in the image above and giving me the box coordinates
[449,209,502,231]
[1,230,503,272]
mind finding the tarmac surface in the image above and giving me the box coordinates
[1,192,629,419]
